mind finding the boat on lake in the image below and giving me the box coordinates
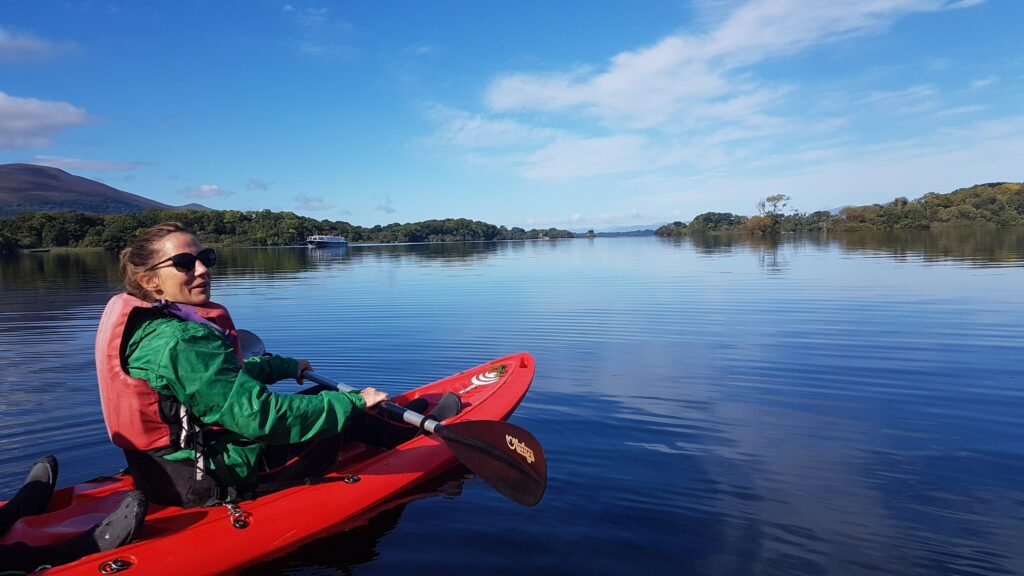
[0,352,542,575]
[306,234,348,248]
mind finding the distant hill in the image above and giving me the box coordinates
[0,163,208,218]
[572,223,666,235]
[586,229,656,238]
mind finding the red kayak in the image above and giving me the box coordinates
[1,352,540,575]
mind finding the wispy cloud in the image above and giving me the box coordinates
[428,104,565,149]
[180,184,233,199]
[860,84,939,114]
[934,104,986,118]
[969,75,997,90]
[0,26,69,62]
[28,155,141,173]
[429,0,986,184]
[522,135,655,180]
[374,196,396,214]
[294,194,333,211]
[0,91,89,149]
[282,4,354,57]
[247,178,270,191]
[631,114,1024,218]
[485,1,965,130]
[407,44,438,56]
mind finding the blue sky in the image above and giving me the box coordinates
[1,1,1021,229]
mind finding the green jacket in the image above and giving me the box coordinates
[125,316,366,485]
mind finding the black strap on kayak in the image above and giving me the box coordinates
[248,473,361,495]
[204,451,359,503]
[206,473,361,506]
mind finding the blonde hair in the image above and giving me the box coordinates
[119,222,192,300]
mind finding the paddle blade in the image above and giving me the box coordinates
[437,420,547,507]
[237,329,266,359]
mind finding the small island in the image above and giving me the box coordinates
[655,183,1024,237]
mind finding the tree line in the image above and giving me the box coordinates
[0,209,574,253]
[655,183,1024,237]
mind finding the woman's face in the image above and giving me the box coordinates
[142,232,212,305]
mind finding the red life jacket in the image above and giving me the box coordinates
[94,293,241,451]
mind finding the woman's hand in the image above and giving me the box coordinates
[295,359,312,384]
[359,387,389,409]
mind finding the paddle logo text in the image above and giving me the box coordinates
[506,435,536,464]
[459,369,502,394]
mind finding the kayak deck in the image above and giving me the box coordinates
[1,353,535,575]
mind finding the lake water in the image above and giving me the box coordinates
[1,230,1023,575]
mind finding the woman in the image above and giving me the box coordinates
[96,222,392,508]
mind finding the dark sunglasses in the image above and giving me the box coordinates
[146,248,217,272]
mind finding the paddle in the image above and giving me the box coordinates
[236,330,547,507]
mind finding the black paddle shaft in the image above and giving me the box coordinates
[302,369,547,507]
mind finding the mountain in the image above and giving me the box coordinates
[0,163,209,218]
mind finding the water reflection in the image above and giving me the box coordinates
[349,240,514,265]
[1,232,1022,575]
[3,229,1019,299]
[661,227,1024,268]
[204,241,520,279]
[0,249,120,291]
[837,227,1024,265]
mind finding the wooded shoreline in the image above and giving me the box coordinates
[655,182,1024,237]
[0,212,575,253]
[2,182,1021,253]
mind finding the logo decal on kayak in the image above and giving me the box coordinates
[459,368,502,394]
[506,435,536,464]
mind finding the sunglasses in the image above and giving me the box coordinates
[146,248,217,273]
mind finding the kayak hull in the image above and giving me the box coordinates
[2,352,535,575]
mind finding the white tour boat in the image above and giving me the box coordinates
[306,234,349,248]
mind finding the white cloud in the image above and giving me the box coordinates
[180,184,232,199]
[428,0,988,185]
[283,5,354,56]
[247,178,270,191]
[484,1,965,130]
[294,194,333,211]
[860,84,940,115]
[419,0,998,215]
[861,84,937,104]
[635,115,1024,217]
[296,7,329,26]
[408,44,437,56]
[29,155,141,173]
[428,104,565,149]
[969,75,997,90]
[0,26,65,62]
[0,91,89,149]
[933,105,986,118]
[521,135,655,180]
